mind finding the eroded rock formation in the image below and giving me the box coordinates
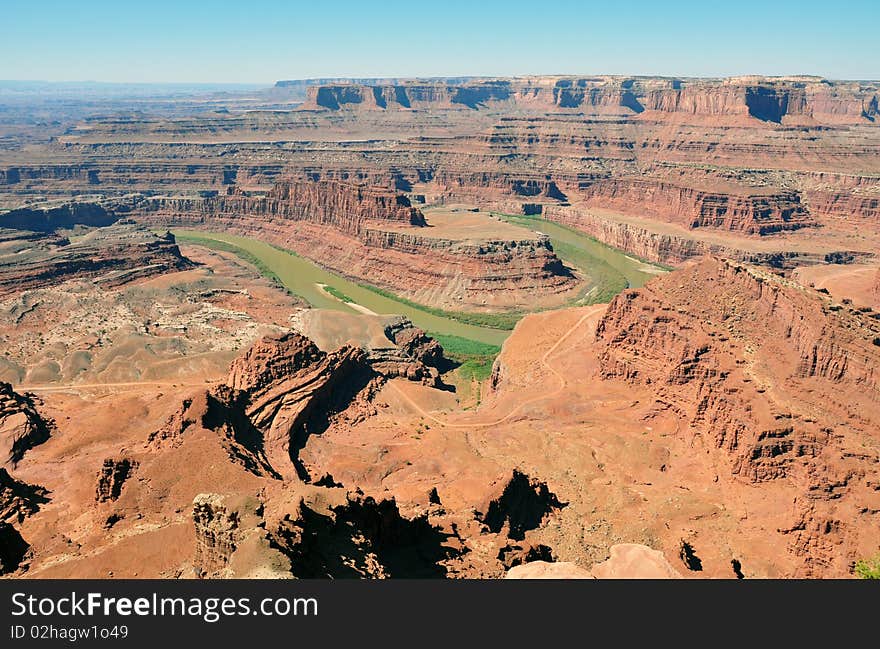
[576,178,817,234]
[0,383,53,467]
[264,487,458,578]
[96,458,138,503]
[192,493,291,578]
[477,470,565,541]
[0,222,193,297]
[595,257,880,576]
[298,77,879,125]
[152,327,447,482]
[0,468,49,523]
[130,177,578,311]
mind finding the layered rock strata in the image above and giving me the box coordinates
[131,178,577,311]
[299,77,879,125]
[0,222,192,297]
[152,326,446,481]
[595,257,880,576]
[575,178,817,234]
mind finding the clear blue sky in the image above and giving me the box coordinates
[2,0,878,83]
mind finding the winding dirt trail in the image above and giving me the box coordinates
[388,305,605,429]
[20,381,213,393]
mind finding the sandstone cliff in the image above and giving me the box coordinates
[132,178,578,311]
[152,325,446,482]
[191,493,291,578]
[595,257,880,575]
[0,202,118,231]
[298,76,879,125]
[0,222,193,297]
[575,178,817,234]
[543,205,835,267]
[0,383,53,467]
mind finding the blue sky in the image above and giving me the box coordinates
[2,0,878,83]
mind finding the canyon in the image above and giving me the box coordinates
[4,76,879,272]
[0,74,877,580]
[4,254,878,578]
[130,178,581,311]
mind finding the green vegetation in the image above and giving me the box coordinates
[321,284,354,303]
[430,333,502,382]
[170,229,509,345]
[175,233,291,293]
[356,283,522,330]
[455,357,496,382]
[429,333,501,358]
[171,219,666,363]
[854,553,880,579]
[492,212,668,301]
[180,231,518,330]
[551,240,629,304]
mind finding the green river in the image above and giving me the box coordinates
[171,223,665,347]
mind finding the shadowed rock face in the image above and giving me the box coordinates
[267,490,459,579]
[0,522,29,574]
[0,383,53,467]
[96,458,138,503]
[0,468,49,523]
[478,470,565,541]
[152,330,446,482]
[0,203,118,232]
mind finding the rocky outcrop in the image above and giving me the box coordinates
[0,202,118,231]
[544,205,849,267]
[138,178,425,235]
[545,205,726,264]
[589,544,683,579]
[264,487,458,578]
[476,470,565,541]
[642,78,879,124]
[595,257,880,576]
[96,458,138,503]
[383,317,444,365]
[0,383,53,467]
[0,222,193,297]
[131,177,578,311]
[368,317,443,385]
[226,332,376,479]
[432,169,568,201]
[152,329,445,482]
[575,178,817,234]
[148,389,281,479]
[803,173,880,225]
[192,493,290,578]
[303,80,517,111]
[0,468,49,523]
[298,77,879,124]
